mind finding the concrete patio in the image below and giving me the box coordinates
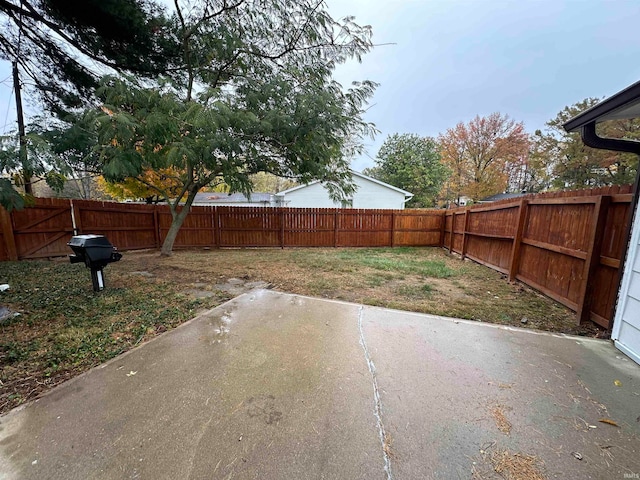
[1,289,639,479]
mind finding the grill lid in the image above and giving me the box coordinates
[68,234,114,248]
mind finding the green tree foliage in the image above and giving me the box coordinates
[95,0,376,255]
[363,133,449,207]
[0,0,175,111]
[0,128,69,210]
[537,98,640,189]
[0,0,177,207]
[0,111,103,208]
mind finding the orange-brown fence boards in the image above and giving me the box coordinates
[443,212,453,252]
[283,208,336,247]
[10,198,73,259]
[393,210,443,246]
[516,198,597,312]
[463,202,520,273]
[441,186,634,329]
[589,194,633,327]
[449,211,466,253]
[337,209,393,247]
[74,200,158,250]
[0,208,13,261]
[217,206,281,247]
[158,205,215,248]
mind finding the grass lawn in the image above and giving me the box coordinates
[0,246,600,414]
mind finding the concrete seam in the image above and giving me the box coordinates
[357,306,393,480]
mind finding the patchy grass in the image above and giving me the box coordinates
[0,260,226,414]
[0,246,601,415]
[117,247,592,337]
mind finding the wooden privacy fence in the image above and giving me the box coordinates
[0,200,443,261]
[444,185,634,329]
[0,185,633,329]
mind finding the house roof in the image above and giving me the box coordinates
[276,170,413,198]
[479,192,526,203]
[193,192,273,204]
[563,79,640,132]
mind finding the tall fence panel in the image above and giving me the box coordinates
[2,186,634,329]
[217,207,282,247]
[74,200,158,250]
[393,210,443,246]
[283,208,336,247]
[337,209,393,247]
[8,198,73,259]
[158,205,216,248]
[443,186,634,328]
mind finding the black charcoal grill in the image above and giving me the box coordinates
[68,235,122,291]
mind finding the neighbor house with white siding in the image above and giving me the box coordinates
[274,170,413,209]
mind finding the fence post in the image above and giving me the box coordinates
[280,208,285,249]
[0,207,18,261]
[390,211,395,247]
[448,212,455,253]
[334,210,339,247]
[461,209,470,259]
[576,195,611,325]
[73,200,83,234]
[213,207,221,248]
[153,206,160,248]
[508,199,528,282]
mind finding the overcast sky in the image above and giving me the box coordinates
[2,0,640,172]
[326,0,640,170]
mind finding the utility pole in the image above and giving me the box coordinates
[12,60,32,195]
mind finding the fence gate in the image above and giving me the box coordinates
[11,199,74,259]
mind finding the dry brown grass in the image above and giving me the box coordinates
[491,405,513,435]
[490,449,546,480]
[112,247,600,336]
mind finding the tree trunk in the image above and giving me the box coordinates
[160,191,197,256]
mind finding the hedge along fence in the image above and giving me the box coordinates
[0,185,633,329]
[444,185,634,329]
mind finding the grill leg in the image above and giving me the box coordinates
[91,267,105,292]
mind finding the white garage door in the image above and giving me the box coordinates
[612,200,640,365]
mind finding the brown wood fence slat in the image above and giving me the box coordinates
[1,184,634,328]
[443,185,634,329]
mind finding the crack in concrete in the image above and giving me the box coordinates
[357,306,393,480]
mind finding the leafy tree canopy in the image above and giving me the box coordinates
[94,0,377,255]
[439,113,529,203]
[0,0,175,111]
[364,133,449,208]
[536,98,640,189]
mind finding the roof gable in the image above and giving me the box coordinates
[276,170,413,197]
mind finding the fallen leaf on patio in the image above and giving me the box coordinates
[126,371,137,377]
[614,379,622,387]
[598,418,619,427]
[572,452,583,460]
